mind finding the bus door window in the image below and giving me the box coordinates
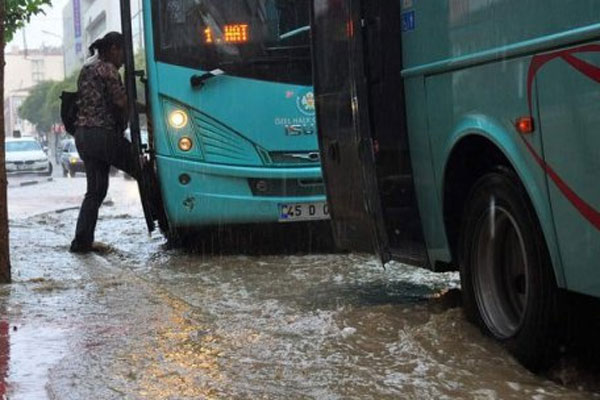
[360,0,425,255]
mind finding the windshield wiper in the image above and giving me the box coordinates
[280,26,310,40]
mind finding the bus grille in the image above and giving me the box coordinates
[248,178,325,197]
[268,151,321,165]
[192,112,262,166]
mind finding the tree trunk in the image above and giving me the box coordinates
[0,0,11,283]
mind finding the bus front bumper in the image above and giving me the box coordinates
[156,156,328,228]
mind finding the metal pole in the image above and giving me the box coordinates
[119,0,141,154]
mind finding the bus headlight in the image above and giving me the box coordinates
[178,137,193,152]
[168,109,189,129]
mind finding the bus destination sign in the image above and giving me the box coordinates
[204,24,250,44]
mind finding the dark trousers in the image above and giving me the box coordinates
[72,127,139,247]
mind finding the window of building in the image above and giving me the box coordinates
[31,59,45,83]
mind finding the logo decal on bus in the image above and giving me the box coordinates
[525,44,600,230]
[401,11,416,32]
[284,124,315,136]
[296,91,316,116]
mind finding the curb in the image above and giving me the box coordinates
[9,177,54,188]
[54,206,81,214]
[54,199,114,214]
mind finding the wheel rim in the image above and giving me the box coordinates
[472,201,529,339]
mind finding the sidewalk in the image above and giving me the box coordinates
[6,177,54,188]
[3,177,168,399]
[6,176,134,219]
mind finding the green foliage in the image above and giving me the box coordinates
[18,73,79,132]
[5,0,52,42]
[18,81,54,132]
[135,50,146,72]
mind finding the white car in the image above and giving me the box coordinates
[5,137,53,176]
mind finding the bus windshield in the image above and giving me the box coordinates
[153,0,311,85]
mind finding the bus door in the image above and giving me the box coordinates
[311,0,427,265]
[311,0,389,259]
[120,0,164,233]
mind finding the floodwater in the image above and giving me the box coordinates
[2,177,600,399]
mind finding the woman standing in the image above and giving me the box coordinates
[70,31,139,253]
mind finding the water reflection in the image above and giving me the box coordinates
[111,293,224,399]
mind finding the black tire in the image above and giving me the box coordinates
[68,167,76,178]
[62,166,68,177]
[44,162,53,176]
[458,169,564,371]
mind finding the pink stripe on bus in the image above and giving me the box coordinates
[524,44,600,230]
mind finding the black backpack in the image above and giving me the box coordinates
[60,91,79,135]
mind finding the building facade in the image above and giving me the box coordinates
[62,0,145,76]
[62,0,84,76]
[3,47,65,137]
[3,91,35,138]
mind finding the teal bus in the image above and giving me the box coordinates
[310,0,600,370]
[119,0,329,239]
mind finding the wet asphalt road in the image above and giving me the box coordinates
[2,175,600,399]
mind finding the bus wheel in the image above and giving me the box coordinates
[44,162,53,176]
[458,169,563,371]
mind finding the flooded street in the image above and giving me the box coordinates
[2,175,599,399]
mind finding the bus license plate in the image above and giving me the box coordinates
[278,202,330,222]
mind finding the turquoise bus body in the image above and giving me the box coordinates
[401,1,600,297]
[141,1,325,229]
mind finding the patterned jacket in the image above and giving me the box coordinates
[75,59,126,131]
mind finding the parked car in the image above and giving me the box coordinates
[5,137,53,176]
[60,139,121,177]
[60,139,85,177]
